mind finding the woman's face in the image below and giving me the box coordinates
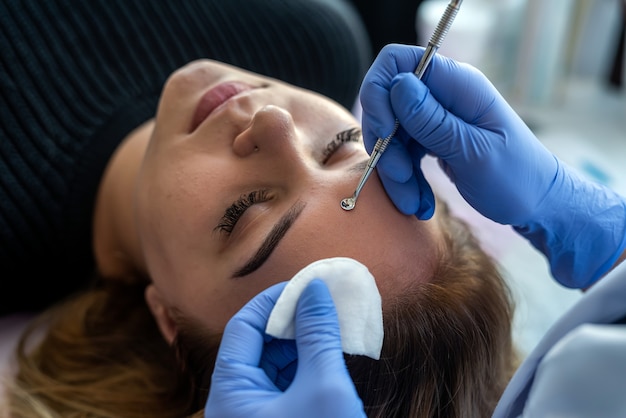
[135,60,443,333]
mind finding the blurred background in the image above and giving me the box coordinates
[349,0,626,356]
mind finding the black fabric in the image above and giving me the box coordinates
[608,0,625,89]
[347,0,425,55]
[0,0,372,314]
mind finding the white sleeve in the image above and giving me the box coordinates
[523,323,626,417]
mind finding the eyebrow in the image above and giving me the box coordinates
[233,200,306,278]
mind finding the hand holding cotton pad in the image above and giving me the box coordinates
[265,257,384,360]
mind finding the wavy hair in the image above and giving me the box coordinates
[4,202,518,417]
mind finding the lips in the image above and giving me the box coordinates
[191,81,256,132]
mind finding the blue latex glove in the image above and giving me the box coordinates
[360,43,626,288]
[204,279,366,418]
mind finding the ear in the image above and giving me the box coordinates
[145,284,178,345]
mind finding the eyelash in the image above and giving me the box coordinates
[322,127,362,164]
[216,189,271,235]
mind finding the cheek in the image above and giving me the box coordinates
[187,274,284,332]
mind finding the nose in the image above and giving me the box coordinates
[233,105,307,163]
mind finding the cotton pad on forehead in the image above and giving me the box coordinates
[265,257,384,360]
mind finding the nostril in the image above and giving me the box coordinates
[232,130,259,157]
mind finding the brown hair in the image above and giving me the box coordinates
[4,204,517,417]
[4,281,197,418]
[345,207,518,417]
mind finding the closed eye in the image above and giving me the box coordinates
[214,189,271,235]
[322,127,362,164]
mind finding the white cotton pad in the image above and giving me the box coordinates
[265,257,384,360]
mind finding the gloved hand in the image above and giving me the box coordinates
[360,43,626,288]
[204,279,366,418]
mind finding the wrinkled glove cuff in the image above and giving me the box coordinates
[514,165,626,289]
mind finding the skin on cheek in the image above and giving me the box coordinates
[196,282,274,332]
